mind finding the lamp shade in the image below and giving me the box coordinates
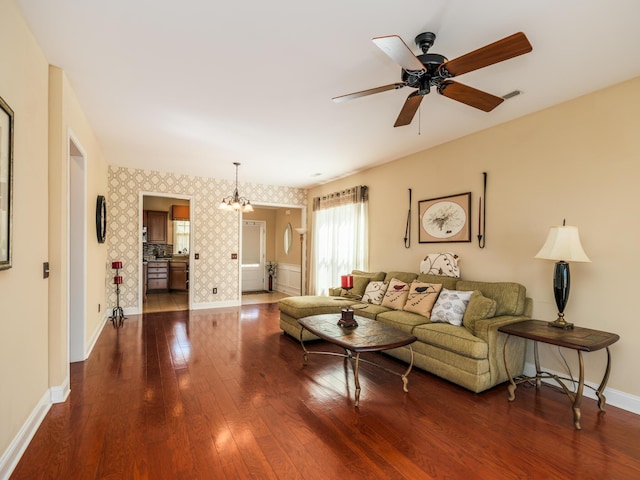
[534,225,591,263]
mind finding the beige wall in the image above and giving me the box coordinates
[0,0,50,461]
[308,77,640,399]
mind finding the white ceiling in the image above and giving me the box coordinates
[15,0,640,188]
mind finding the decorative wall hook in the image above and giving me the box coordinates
[477,172,487,248]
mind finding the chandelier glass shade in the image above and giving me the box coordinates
[219,162,253,212]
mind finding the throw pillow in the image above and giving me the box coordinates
[340,275,370,298]
[462,290,497,335]
[361,281,389,305]
[431,288,473,326]
[403,282,443,318]
[381,278,410,310]
[419,253,460,278]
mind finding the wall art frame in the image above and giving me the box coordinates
[0,95,14,270]
[419,192,471,243]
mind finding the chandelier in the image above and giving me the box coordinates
[219,162,254,212]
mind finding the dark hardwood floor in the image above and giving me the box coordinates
[11,303,640,479]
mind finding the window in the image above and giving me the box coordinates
[173,220,190,254]
[309,186,368,295]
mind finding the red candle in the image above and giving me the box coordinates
[478,197,482,233]
[113,276,123,284]
[341,275,353,289]
[112,261,123,269]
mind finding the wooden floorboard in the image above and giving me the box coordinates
[10,302,640,479]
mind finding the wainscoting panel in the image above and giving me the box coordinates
[275,263,301,296]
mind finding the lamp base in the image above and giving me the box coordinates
[548,314,574,329]
[337,308,358,328]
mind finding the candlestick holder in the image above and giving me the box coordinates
[337,274,358,328]
[110,261,126,328]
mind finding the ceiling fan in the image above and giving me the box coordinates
[332,31,533,127]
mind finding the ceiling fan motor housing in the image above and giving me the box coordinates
[401,53,448,94]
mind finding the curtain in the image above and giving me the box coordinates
[309,185,368,295]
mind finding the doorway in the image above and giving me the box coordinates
[242,220,266,292]
[69,137,86,362]
[141,194,191,313]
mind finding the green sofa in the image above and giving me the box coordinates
[278,270,532,393]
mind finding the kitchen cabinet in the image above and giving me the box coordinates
[146,210,167,244]
[169,261,188,291]
[147,260,169,291]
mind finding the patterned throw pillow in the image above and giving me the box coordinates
[419,253,460,278]
[361,281,389,305]
[403,282,443,318]
[381,278,410,310]
[431,288,473,326]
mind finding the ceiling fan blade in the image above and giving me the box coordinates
[394,93,423,127]
[372,35,426,72]
[332,82,407,103]
[439,80,504,112]
[440,32,532,77]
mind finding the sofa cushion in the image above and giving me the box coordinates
[431,288,473,326]
[462,291,497,335]
[383,271,418,284]
[352,303,389,320]
[455,280,526,316]
[403,282,442,318]
[339,274,371,297]
[381,278,410,310]
[420,253,460,277]
[278,296,355,319]
[416,273,458,290]
[376,309,431,334]
[352,270,386,282]
[361,280,388,305]
[412,322,489,360]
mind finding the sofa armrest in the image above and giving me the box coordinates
[474,314,530,386]
[474,315,529,342]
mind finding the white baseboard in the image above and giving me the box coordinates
[84,314,108,361]
[192,300,240,310]
[523,362,640,415]
[49,377,70,404]
[0,390,50,480]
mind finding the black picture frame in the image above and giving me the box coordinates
[0,95,14,270]
[418,192,471,243]
[96,195,107,243]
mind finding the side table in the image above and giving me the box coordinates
[499,320,619,429]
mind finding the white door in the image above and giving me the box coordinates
[242,221,265,292]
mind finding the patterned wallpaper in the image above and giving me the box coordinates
[107,166,306,310]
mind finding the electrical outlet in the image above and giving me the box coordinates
[213,288,217,294]
[231,253,238,259]
[98,304,101,312]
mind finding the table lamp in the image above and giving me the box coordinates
[535,221,590,329]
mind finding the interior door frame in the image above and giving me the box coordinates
[138,191,194,313]
[241,220,266,292]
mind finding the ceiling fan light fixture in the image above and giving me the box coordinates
[219,162,253,213]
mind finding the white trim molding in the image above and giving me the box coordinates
[0,390,50,480]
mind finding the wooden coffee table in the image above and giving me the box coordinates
[298,314,417,406]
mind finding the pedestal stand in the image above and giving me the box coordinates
[110,261,126,328]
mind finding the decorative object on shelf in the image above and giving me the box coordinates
[477,172,487,248]
[419,192,471,243]
[294,227,307,294]
[96,195,107,243]
[266,261,277,291]
[535,220,591,329]
[218,162,253,212]
[337,274,359,328]
[404,188,412,248]
[110,261,126,328]
[0,95,14,270]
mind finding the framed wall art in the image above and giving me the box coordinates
[0,95,13,270]
[419,192,471,243]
